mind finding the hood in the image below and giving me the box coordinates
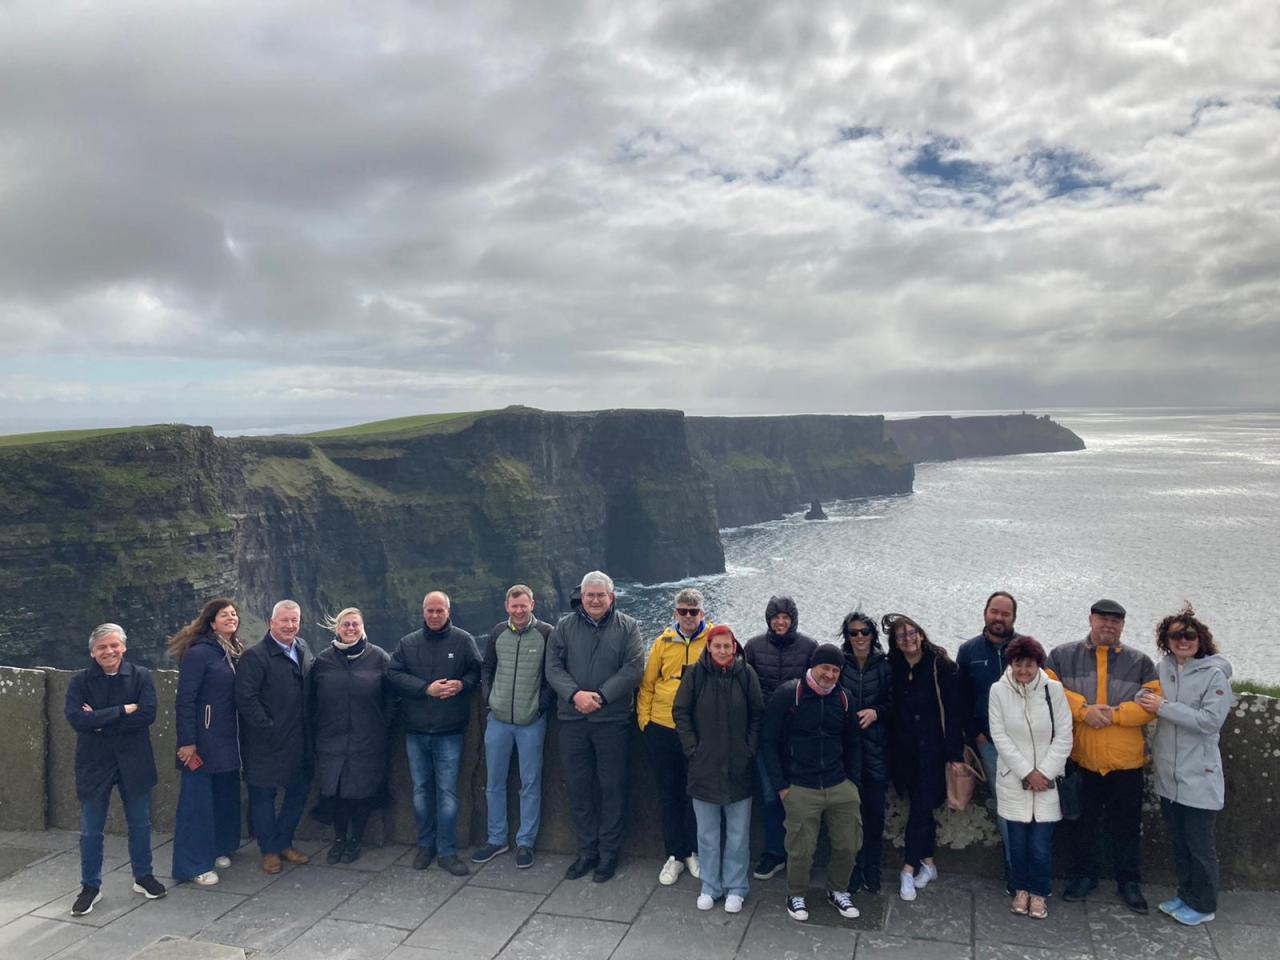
[697,641,744,673]
[764,595,799,635]
[1170,652,1233,680]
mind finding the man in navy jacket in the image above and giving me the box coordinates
[65,623,165,916]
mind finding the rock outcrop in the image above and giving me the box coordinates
[887,413,1085,463]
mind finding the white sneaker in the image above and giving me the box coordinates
[915,861,938,889]
[787,895,809,921]
[696,893,714,910]
[658,856,684,885]
[684,854,701,880]
[899,870,917,901]
[725,894,744,914]
[193,871,219,886]
[214,856,232,869]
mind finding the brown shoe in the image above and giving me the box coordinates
[262,853,282,874]
[281,847,310,864]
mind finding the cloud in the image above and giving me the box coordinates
[2,0,1278,432]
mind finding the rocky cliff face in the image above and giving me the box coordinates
[887,413,1085,463]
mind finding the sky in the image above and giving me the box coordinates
[3,1,1278,435]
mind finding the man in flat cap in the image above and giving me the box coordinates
[1046,599,1160,913]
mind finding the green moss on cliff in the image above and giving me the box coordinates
[304,411,491,440]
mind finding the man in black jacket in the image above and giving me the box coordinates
[388,590,482,876]
[65,623,165,916]
[743,595,817,880]
[236,599,314,875]
[761,644,863,923]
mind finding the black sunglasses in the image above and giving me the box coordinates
[846,627,873,637]
[675,607,702,617]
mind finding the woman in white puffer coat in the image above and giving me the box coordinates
[988,636,1073,921]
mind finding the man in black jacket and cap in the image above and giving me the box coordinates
[743,595,817,880]
[236,599,314,875]
[388,590,482,876]
[65,623,165,916]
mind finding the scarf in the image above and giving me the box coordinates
[332,636,367,659]
[804,668,837,697]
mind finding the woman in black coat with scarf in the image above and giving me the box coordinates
[884,613,963,903]
[311,607,394,863]
[839,610,893,894]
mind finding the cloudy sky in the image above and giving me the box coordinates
[3,1,1278,434]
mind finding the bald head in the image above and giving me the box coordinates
[423,591,451,632]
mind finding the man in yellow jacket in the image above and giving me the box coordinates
[637,587,714,886]
[1045,599,1160,914]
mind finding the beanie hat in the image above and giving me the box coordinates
[810,644,844,668]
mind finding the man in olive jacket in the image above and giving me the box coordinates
[235,599,314,874]
[544,570,645,883]
[387,590,482,876]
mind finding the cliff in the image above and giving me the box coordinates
[887,413,1085,463]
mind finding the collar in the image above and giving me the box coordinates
[508,619,536,635]
[578,606,614,628]
[88,659,133,678]
[1084,635,1122,653]
[270,634,299,658]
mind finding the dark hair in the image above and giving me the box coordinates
[1155,604,1218,658]
[985,590,1018,620]
[167,597,242,661]
[839,611,882,652]
[1005,635,1046,667]
[881,613,953,665]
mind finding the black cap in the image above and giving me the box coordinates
[810,644,844,668]
[1090,598,1126,618]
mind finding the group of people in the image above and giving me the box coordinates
[66,574,1232,931]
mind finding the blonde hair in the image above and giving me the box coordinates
[319,607,365,638]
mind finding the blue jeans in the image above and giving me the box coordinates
[693,797,752,900]
[405,732,463,855]
[172,769,241,881]
[80,781,152,888]
[977,739,1012,871]
[248,766,311,856]
[1007,820,1055,897]
[755,753,786,858]
[484,714,546,850]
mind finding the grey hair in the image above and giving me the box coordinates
[271,599,301,618]
[88,623,126,650]
[423,591,451,609]
[674,588,704,609]
[580,570,614,593]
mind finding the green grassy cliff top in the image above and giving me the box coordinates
[0,424,178,449]
[303,410,491,440]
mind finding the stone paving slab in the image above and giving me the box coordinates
[536,858,657,923]
[328,864,468,930]
[127,939,245,959]
[0,915,94,960]
[0,850,85,926]
[610,885,756,960]
[1213,890,1280,927]
[977,944,1094,960]
[1209,920,1278,957]
[324,842,412,873]
[0,846,48,882]
[272,917,408,960]
[493,914,629,960]
[881,880,972,944]
[47,887,245,960]
[35,870,152,927]
[738,899,860,960]
[1087,899,1217,960]
[855,933,970,960]
[470,851,574,895]
[404,885,543,959]
[972,884,1091,951]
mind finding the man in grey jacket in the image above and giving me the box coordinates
[545,570,644,883]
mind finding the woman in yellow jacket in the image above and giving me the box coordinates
[638,587,714,885]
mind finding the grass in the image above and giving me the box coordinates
[0,424,176,449]
[304,411,489,440]
[1233,679,1280,698]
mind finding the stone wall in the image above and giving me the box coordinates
[4,665,1276,888]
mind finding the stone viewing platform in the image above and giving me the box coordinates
[0,826,1276,960]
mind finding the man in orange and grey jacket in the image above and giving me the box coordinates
[1045,598,1160,914]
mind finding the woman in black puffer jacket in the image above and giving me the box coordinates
[839,611,893,894]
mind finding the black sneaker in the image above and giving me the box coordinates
[826,889,860,919]
[471,842,510,864]
[786,895,809,921]
[71,885,102,916]
[412,846,436,871]
[515,846,534,869]
[132,875,167,900]
[753,852,785,880]
[1118,881,1148,915]
[327,840,345,865]
[438,854,469,877]
[862,869,882,895]
[341,840,362,864]
[1063,877,1097,901]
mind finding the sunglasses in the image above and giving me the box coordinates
[1167,628,1200,642]
[675,607,702,617]
[846,627,872,637]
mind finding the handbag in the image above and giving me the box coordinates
[937,665,985,811]
[1046,685,1083,820]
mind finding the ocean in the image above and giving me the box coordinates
[615,409,1280,685]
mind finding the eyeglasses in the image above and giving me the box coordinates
[1167,628,1200,642]
[846,627,872,637]
[339,620,362,629]
[898,628,922,641]
[675,607,702,617]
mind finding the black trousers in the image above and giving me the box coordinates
[642,723,696,859]
[854,779,887,883]
[559,720,630,863]
[1161,798,1219,913]
[903,779,937,871]
[329,795,375,843]
[1068,767,1143,884]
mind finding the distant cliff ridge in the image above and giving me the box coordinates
[887,413,1085,463]
[0,407,1083,668]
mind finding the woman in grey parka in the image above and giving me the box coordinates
[1136,605,1232,928]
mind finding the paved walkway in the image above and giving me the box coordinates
[0,830,1270,960]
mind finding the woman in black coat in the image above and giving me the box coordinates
[839,610,893,894]
[169,598,244,886]
[311,607,393,863]
[884,613,963,903]
[672,625,764,913]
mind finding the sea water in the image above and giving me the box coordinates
[616,409,1280,685]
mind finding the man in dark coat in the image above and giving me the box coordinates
[544,570,645,883]
[65,623,165,916]
[387,590,482,876]
[235,599,314,874]
[742,595,817,880]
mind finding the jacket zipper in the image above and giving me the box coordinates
[511,626,522,723]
